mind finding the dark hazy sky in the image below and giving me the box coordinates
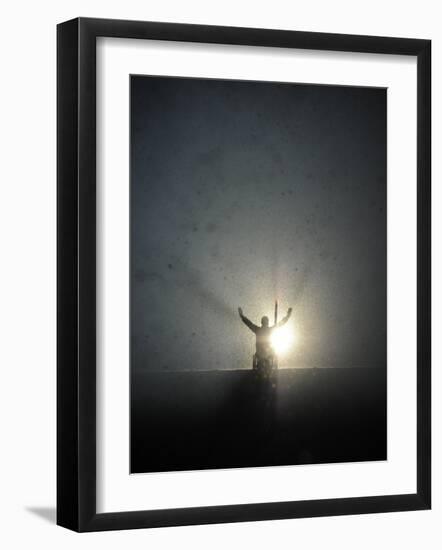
[130,75,386,371]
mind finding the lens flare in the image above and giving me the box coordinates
[271,324,294,355]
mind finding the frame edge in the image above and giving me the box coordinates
[416,39,431,510]
[57,17,81,531]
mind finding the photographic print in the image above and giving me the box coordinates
[130,75,387,474]
[57,18,431,531]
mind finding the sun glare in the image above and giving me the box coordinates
[271,324,295,356]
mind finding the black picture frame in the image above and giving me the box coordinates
[57,17,431,532]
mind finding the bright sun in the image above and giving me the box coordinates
[271,324,295,356]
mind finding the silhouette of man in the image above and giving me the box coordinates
[238,307,292,359]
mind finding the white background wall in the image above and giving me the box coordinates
[0,0,440,548]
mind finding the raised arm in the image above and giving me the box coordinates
[238,307,259,333]
[275,307,293,328]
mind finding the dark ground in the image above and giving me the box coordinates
[131,367,386,474]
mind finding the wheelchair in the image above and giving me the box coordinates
[252,350,278,376]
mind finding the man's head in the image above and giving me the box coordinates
[261,316,269,327]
